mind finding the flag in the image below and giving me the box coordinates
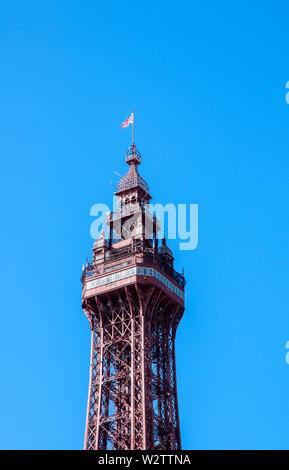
[121,112,134,128]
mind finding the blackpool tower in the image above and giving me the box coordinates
[81,142,185,450]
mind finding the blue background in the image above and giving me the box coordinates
[0,1,289,450]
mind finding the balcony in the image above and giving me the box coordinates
[81,241,186,289]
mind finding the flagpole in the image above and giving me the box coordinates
[132,108,134,146]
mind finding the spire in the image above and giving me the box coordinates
[115,144,150,198]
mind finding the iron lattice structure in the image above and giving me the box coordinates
[81,144,185,450]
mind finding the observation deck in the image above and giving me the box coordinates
[81,240,185,304]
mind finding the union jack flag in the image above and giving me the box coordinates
[121,112,134,128]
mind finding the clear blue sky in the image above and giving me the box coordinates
[0,1,289,450]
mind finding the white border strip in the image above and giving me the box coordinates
[85,266,184,299]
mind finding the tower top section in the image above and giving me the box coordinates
[115,144,150,198]
[126,143,141,165]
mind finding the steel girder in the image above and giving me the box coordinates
[83,285,183,450]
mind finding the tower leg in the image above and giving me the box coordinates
[83,289,183,450]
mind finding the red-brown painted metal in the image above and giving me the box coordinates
[81,144,185,450]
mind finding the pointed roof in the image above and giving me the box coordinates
[115,144,150,197]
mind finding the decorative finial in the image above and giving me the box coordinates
[125,143,141,165]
